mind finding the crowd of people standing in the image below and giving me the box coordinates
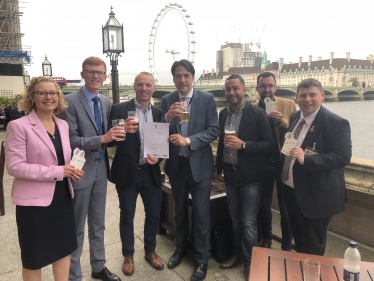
[4,57,352,281]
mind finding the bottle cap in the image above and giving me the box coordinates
[349,241,358,248]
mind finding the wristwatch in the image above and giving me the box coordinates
[185,137,191,146]
[241,142,246,150]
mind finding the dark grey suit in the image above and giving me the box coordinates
[161,89,220,263]
[59,88,111,281]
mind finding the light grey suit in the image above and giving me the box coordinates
[59,88,110,281]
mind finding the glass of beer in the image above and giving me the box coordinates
[128,111,139,131]
[180,99,190,123]
[225,124,236,137]
[112,119,125,141]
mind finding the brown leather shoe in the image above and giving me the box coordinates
[219,254,242,269]
[145,252,164,270]
[122,256,134,276]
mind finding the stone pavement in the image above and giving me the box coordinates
[0,129,373,281]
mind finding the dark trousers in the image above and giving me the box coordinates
[284,185,331,255]
[116,166,162,257]
[258,161,293,250]
[169,156,211,264]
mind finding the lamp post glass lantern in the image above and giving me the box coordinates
[42,55,52,77]
[24,69,30,85]
[102,6,124,104]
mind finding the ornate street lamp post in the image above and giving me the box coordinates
[42,55,52,77]
[23,69,30,86]
[102,6,124,104]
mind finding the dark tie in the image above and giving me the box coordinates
[180,97,190,157]
[92,96,104,160]
[281,119,306,182]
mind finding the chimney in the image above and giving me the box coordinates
[279,58,284,71]
[318,56,322,61]
[299,56,302,68]
[370,54,374,64]
[346,52,350,63]
[330,52,334,64]
[308,55,312,67]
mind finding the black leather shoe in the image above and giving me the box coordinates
[167,250,187,269]
[190,263,208,281]
[259,239,272,248]
[91,267,121,281]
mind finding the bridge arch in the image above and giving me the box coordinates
[275,88,296,100]
[323,89,334,100]
[207,89,226,98]
[338,90,360,101]
[363,90,374,100]
[153,91,172,99]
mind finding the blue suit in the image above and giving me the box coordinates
[161,89,220,263]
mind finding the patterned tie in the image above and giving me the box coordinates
[92,96,104,160]
[281,119,306,182]
[180,97,190,157]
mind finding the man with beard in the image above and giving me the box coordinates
[216,74,273,279]
[254,72,296,251]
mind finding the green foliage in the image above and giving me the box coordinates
[0,94,24,108]
[348,77,359,87]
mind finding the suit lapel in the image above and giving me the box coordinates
[188,89,200,135]
[288,111,301,132]
[99,95,108,133]
[170,92,181,134]
[29,111,57,160]
[54,116,70,163]
[78,90,98,133]
[301,106,325,149]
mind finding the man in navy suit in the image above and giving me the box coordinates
[108,72,165,276]
[161,60,220,281]
[281,78,351,255]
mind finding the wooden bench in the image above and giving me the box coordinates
[249,247,374,281]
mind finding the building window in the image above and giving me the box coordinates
[1,90,13,98]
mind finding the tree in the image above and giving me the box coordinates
[348,77,359,87]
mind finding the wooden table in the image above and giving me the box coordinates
[249,247,374,281]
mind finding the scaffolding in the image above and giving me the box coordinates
[0,0,30,64]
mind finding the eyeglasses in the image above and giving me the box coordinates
[84,70,106,77]
[258,84,276,90]
[33,91,59,98]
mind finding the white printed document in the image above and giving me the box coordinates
[144,122,169,159]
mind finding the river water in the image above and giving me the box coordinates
[322,100,374,160]
[218,100,373,160]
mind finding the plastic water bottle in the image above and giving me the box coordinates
[343,241,361,281]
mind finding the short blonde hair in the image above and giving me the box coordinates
[23,76,68,114]
[82,56,107,73]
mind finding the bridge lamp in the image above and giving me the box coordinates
[23,69,30,86]
[102,6,124,104]
[42,55,52,77]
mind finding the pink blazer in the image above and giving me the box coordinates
[5,110,74,206]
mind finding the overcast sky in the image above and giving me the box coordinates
[20,0,374,85]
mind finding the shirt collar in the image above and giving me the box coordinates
[227,101,246,114]
[301,106,321,125]
[178,88,194,101]
[82,86,100,101]
[134,98,151,111]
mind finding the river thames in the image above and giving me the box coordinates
[322,100,374,160]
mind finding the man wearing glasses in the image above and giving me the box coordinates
[60,56,124,281]
[254,72,296,252]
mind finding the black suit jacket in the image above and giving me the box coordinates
[108,99,165,188]
[285,106,352,219]
[216,102,274,185]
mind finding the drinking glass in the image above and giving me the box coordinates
[304,258,320,281]
[180,99,190,123]
[128,111,139,131]
[224,124,236,137]
[112,119,125,141]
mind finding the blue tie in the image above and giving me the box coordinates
[92,96,104,160]
[180,97,190,157]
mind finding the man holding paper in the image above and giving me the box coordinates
[254,72,296,251]
[281,78,351,255]
[108,72,165,276]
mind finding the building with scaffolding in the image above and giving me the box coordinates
[0,0,30,98]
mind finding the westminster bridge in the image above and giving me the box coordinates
[61,84,374,106]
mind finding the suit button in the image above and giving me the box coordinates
[54,178,57,181]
